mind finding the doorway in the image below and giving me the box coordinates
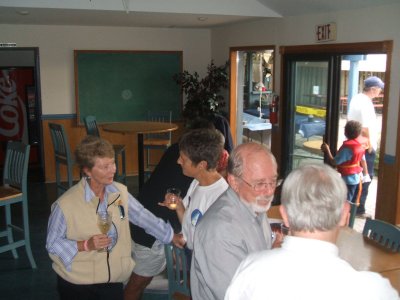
[280,42,391,220]
[0,48,44,181]
[229,46,275,147]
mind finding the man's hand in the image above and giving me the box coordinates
[272,231,284,248]
[171,233,186,248]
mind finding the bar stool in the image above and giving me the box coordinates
[83,115,126,184]
[0,141,37,269]
[48,123,74,197]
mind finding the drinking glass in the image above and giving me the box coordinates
[97,211,112,252]
[166,187,181,210]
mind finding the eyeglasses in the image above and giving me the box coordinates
[238,177,277,192]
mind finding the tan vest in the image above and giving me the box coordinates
[50,179,135,284]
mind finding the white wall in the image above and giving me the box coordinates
[0,24,211,115]
[211,3,400,156]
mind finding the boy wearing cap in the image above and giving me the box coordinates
[347,76,384,217]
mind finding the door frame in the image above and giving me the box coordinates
[0,47,44,181]
[280,54,342,175]
[278,40,398,224]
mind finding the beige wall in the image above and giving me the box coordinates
[0,24,212,115]
[211,3,400,155]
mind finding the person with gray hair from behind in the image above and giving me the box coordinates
[225,163,398,300]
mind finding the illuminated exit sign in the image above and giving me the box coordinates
[315,23,336,42]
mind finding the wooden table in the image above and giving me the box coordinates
[0,186,22,202]
[267,205,400,292]
[103,121,178,191]
[337,226,400,292]
[303,140,323,155]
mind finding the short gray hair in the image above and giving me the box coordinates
[227,142,276,177]
[281,163,346,232]
[179,128,224,170]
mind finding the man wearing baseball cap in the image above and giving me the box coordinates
[347,76,384,218]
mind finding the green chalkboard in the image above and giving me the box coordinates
[75,50,182,123]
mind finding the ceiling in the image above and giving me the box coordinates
[0,0,398,29]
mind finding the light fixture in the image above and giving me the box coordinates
[17,10,30,16]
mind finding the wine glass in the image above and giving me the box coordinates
[166,187,181,210]
[97,211,112,252]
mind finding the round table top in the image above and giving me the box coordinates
[303,140,323,155]
[102,121,178,135]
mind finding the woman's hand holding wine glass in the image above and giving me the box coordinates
[158,187,182,210]
[96,211,112,252]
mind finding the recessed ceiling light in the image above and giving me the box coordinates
[198,17,208,22]
[17,10,30,16]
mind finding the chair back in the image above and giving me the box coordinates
[3,141,30,194]
[362,217,400,252]
[48,123,74,195]
[164,244,190,300]
[49,123,73,165]
[146,110,172,142]
[84,115,100,137]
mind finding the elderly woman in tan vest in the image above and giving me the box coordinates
[46,135,184,300]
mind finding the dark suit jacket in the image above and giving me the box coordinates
[130,143,193,248]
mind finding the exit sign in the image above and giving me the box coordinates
[315,23,336,42]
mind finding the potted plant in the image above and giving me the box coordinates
[173,60,229,121]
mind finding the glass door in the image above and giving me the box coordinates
[281,54,341,176]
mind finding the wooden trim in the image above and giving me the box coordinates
[229,50,238,146]
[230,45,276,52]
[42,118,186,183]
[279,40,393,55]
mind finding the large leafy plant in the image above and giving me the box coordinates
[173,61,229,121]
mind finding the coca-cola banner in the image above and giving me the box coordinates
[0,68,32,144]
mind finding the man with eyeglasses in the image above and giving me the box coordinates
[347,76,384,218]
[190,142,279,300]
[225,164,398,300]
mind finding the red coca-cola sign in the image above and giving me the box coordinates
[0,69,28,142]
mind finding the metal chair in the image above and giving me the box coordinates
[48,123,74,197]
[0,141,37,269]
[144,111,172,177]
[83,115,126,184]
[164,243,191,300]
[362,217,400,252]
